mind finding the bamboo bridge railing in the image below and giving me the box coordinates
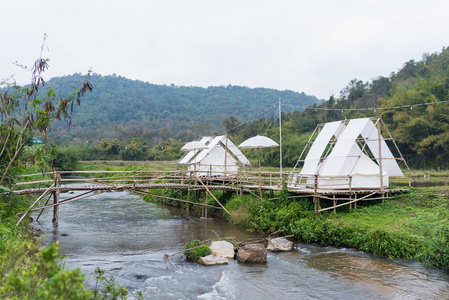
[10,166,408,226]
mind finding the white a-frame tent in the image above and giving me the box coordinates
[289,117,410,190]
[179,135,250,177]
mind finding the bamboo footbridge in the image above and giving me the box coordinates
[12,168,409,226]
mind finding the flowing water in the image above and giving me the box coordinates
[32,187,449,299]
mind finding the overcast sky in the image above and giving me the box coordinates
[2,0,448,99]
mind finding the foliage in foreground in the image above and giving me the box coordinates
[0,218,90,299]
[224,187,449,269]
[0,217,135,299]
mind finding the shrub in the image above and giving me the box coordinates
[184,240,211,262]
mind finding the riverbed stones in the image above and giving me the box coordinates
[209,241,235,259]
[197,255,229,266]
[236,244,267,263]
[267,237,294,252]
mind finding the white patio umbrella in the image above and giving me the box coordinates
[180,141,208,152]
[239,135,279,197]
[180,140,209,177]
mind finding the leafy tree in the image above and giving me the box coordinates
[0,48,92,192]
[51,147,80,171]
[222,115,241,135]
[340,78,368,103]
[148,139,184,161]
[99,138,122,159]
[120,139,148,161]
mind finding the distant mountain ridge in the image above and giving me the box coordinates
[47,74,321,144]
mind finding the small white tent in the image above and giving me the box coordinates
[179,135,250,177]
[290,117,407,190]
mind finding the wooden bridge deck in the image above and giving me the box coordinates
[10,169,409,226]
[12,183,241,195]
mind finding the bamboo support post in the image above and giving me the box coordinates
[349,176,352,211]
[52,191,59,225]
[314,174,318,218]
[333,194,336,214]
[201,191,205,217]
[205,181,209,218]
[133,171,136,189]
[16,183,55,226]
[377,118,384,193]
[195,190,199,214]
[194,174,231,215]
[36,194,52,222]
[187,172,191,217]
[52,172,60,226]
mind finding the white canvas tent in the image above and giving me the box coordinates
[290,117,408,190]
[179,135,250,177]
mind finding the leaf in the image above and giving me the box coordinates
[0,186,11,192]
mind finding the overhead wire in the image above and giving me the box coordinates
[281,99,449,112]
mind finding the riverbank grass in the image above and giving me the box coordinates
[225,186,449,269]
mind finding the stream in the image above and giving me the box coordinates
[32,187,449,299]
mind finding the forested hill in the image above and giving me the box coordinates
[47,74,320,144]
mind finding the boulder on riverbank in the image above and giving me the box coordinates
[267,237,294,252]
[210,241,235,259]
[197,255,229,266]
[236,244,267,263]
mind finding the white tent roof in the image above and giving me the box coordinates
[360,119,404,177]
[179,150,198,165]
[300,120,346,175]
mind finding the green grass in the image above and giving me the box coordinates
[224,185,449,269]
[78,160,176,172]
